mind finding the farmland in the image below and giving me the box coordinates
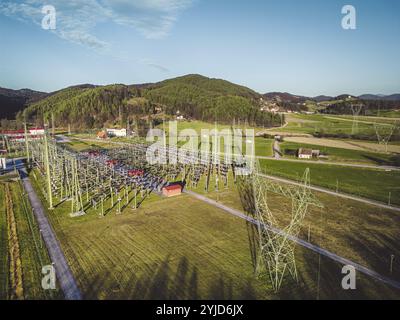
[271,114,400,141]
[0,179,61,300]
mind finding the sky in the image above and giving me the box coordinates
[0,0,399,96]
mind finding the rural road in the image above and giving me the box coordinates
[185,190,400,291]
[259,173,400,213]
[19,166,82,300]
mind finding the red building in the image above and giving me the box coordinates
[162,184,182,197]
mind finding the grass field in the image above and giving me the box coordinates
[369,110,400,118]
[182,173,400,284]
[259,159,400,205]
[158,120,267,135]
[335,115,400,124]
[28,167,400,299]
[273,114,400,141]
[280,141,399,165]
[283,136,400,154]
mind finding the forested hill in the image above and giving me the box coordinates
[19,74,281,129]
[20,84,135,128]
[0,87,46,119]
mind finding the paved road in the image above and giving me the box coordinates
[259,173,400,212]
[55,135,71,143]
[185,190,400,291]
[19,167,82,300]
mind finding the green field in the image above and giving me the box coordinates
[158,120,266,135]
[280,141,399,165]
[275,114,399,141]
[175,172,400,287]
[259,159,400,205]
[370,110,400,118]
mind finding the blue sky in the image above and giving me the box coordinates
[0,0,399,96]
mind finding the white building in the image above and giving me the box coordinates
[29,128,45,135]
[106,128,128,137]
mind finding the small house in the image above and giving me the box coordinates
[312,150,320,158]
[97,131,107,139]
[106,128,128,137]
[297,148,312,159]
[162,184,182,197]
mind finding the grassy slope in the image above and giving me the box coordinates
[259,159,400,205]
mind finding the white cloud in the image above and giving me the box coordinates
[101,0,193,38]
[0,0,194,49]
[140,58,170,72]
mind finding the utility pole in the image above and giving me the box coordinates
[24,123,30,164]
[390,255,395,274]
[51,112,55,136]
[44,130,53,209]
[119,105,123,128]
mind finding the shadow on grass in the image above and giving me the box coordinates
[362,153,400,166]
[82,255,260,300]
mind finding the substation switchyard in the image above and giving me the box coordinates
[26,134,240,218]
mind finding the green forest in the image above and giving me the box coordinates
[17,75,282,130]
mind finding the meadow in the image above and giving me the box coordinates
[259,159,400,205]
[272,114,400,141]
[280,141,399,165]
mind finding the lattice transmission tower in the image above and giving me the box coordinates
[243,162,323,292]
